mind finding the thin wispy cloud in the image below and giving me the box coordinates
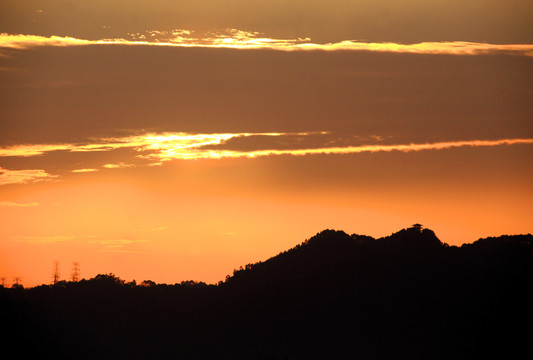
[95,239,147,253]
[102,162,136,169]
[229,138,533,158]
[2,31,532,56]
[72,168,99,173]
[0,142,131,157]
[0,201,39,207]
[137,137,533,161]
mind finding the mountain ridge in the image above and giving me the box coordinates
[226,225,531,287]
[3,225,533,359]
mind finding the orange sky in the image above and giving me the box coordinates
[1,1,532,287]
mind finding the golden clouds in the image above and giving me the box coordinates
[102,162,135,169]
[71,169,99,173]
[86,134,533,161]
[0,142,133,157]
[1,133,532,186]
[0,34,100,49]
[2,32,532,56]
[252,138,533,158]
[2,133,533,163]
[0,132,286,161]
[0,144,73,157]
[0,166,57,185]
[310,41,533,56]
[149,137,533,160]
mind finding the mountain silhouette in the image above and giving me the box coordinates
[2,225,532,359]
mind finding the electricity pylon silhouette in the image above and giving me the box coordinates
[52,261,60,285]
[71,262,80,282]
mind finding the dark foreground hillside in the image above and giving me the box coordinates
[3,226,533,359]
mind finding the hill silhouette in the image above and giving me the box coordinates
[2,225,533,359]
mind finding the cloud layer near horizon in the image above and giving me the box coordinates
[2,32,533,56]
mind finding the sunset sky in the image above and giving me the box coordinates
[1,1,532,287]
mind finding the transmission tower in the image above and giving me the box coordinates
[12,277,22,287]
[0,277,7,287]
[71,262,80,282]
[52,261,60,285]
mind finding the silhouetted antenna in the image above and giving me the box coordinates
[12,277,22,287]
[52,261,60,285]
[71,262,80,282]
